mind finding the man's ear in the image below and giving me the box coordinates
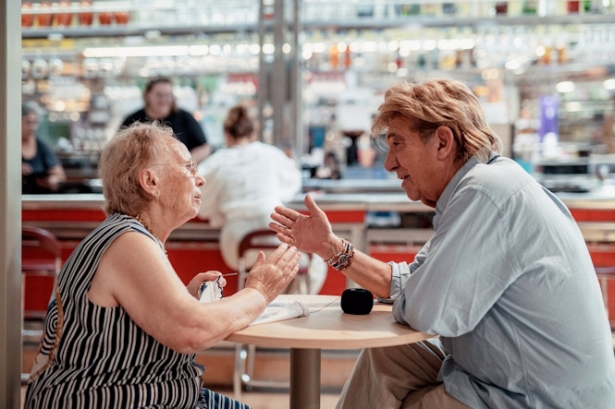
[434,126,457,161]
[137,168,159,198]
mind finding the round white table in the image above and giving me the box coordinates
[226,294,434,409]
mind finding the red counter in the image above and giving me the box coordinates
[22,194,615,325]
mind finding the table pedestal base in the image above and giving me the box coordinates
[290,348,322,409]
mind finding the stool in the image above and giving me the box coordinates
[234,228,311,398]
[596,266,615,330]
[21,225,61,383]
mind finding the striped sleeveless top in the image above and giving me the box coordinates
[24,213,206,408]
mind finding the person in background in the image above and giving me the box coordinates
[197,104,326,292]
[270,79,615,408]
[21,103,66,194]
[315,151,342,180]
[25,122,300,409]
[121,77,211,163]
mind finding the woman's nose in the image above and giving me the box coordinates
[195,174,205,186]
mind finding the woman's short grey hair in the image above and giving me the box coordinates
[98,121,174,215]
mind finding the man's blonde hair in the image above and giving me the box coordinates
[372,79,502,164]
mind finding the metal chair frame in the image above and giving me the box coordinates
[21,225,61,383]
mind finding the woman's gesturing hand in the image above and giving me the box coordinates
[244,243,301,303]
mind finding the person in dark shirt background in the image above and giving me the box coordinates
[21,103,66,194]
[121,77,211,163]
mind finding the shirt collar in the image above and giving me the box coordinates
[432,152,498,230]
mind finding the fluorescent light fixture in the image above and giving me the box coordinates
[505,59,521,70]
[556,81,575,93]
[82,46,189,58]
[262,44,275,54]
[422,40,436,51]
[189,45,209,55]
[565,101,582,112]
[399,40,421,52]
[311,42,327,53]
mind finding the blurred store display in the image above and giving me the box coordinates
[19,0,615,190]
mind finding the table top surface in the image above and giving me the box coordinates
[226,294,433,349]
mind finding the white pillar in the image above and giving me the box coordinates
[0,0,23,407]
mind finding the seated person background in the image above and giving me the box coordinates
[270,79,615,408]
[25,122,300,409]
[121,76,211,163]
[21,103,66,194]
[198,104,326,294]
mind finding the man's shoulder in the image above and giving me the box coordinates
[466,157,531,186]
[459,157,537,203]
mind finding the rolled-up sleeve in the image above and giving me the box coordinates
[383,240,432,302]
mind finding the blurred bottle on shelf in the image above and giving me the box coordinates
[36,1,53,28]
[495,2,508,15]
[22,2,34,28]
[397,4,421,16]
[78,0,93,26]
[442,2,457,15]
[522,0,538,14]
[421,3,438,17]
[98,11,112,25]
[556,43,567,64]
[56,0,73,27]
[584,0,604,13]
[114,11,130,25]
[567,1,580,13]
[329,44,339,70]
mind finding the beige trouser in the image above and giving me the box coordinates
[336,339,471,409]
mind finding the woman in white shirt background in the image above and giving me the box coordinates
[198,104,326,294]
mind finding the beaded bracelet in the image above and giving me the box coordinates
[327,238,355,271]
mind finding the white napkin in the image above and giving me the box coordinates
[250,299,310,326]
[198,279,223,303]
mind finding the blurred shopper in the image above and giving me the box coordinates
[270,79,615,409]
[21,102,66,194]
[198,104,325,293]
[25,121,300,409]
[121,77,211,163]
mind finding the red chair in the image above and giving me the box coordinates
[21,225,61,383]
[234,228,311,398]
[236,228,310,293]
[595,266,615,330]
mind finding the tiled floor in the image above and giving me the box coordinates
[20,385,340,409]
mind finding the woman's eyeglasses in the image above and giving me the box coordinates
[150,160,199,177]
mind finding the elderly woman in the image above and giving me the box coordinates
[24,122,300,409]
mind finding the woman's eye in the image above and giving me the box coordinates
[186,161,197,176]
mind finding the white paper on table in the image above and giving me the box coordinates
[250,299,310,326]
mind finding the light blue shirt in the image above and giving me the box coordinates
[391,155,615,408]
